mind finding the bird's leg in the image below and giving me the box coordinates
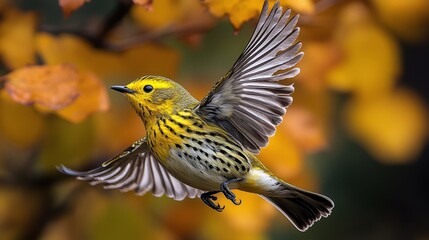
[201,191,225,212]
[220,178,243,205]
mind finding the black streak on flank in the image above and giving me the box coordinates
[169,117,185,128]
[157,121,166,137]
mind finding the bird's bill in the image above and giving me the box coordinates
[110,85,136,94]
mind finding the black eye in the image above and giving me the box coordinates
[143,85,153,93]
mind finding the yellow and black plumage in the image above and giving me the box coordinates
[59,1,334,232]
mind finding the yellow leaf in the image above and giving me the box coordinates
[35,33,179,82]
[2,64,80,110]
[59,0,91,17]
[346,89,428,164]
[371,0,429,42]
[0,8,36,69]
[205,0,314,29]
[328,3,401,98]
[57,71,109,123]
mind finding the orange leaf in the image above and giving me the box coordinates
[59,0,90,17]
[57,71,109,123]
[2,64,80,110]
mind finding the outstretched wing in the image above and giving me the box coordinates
[195,1,302,154]
[58,138,202,201]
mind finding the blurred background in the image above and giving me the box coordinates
[0,0,428,239]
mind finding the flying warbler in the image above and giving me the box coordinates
[59,0,334,232]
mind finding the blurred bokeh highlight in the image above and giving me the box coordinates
[0,0,428,239]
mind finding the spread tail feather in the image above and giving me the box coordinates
[260,187,334,231]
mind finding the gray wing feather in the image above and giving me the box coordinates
[195,0,302,154]
[57,138,202,201]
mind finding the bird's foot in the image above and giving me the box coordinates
[220,178,242,205]
[201,191,225,212]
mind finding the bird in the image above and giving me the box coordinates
[58,0,334,232]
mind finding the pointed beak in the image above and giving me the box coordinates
[110,85,136,94]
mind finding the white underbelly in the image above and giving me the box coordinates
[162,149,227,191]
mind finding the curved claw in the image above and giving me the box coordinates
[201,191,224,212]
[215,204,226,212]
[220,178,243,206]
[232,198,242,205]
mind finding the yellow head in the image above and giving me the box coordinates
[111,76,198,124]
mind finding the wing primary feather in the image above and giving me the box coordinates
[252,68,300,81]
[148,156,165,197]
[244,0,270,52]
[239,9,293,69]
[103,163,131,184]
[58,139,203,200]
[137,153,154,195]
[157,163,175,198]
[240,101,286,122]
[241,1,282,59]
[235,14,299,75]
[234,107,276,136]
[241,51,303,78]
[117,159,141,191]
[240,5,283,60]
[241,42,302,76]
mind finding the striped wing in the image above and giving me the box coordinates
[58,138,202,201]
[195,1,302,154]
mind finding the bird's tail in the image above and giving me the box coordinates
[260,184,334,232]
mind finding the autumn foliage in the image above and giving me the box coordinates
[0,0,428,239]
